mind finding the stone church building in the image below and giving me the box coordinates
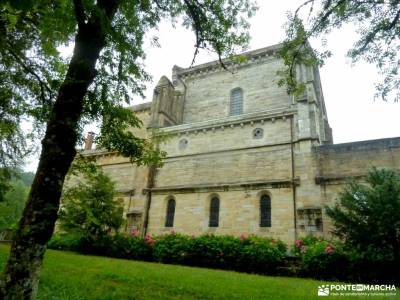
[83,44,400,244]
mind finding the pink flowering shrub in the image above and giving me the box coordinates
[293,236,347,280]
[144,234,155,246]
[186,234,243,269]
[152,232,191,264]
[240,234,248,241]
[239,236,287,273]
[151,233,286,274]
[295,239,302,248]
[291,236,319,255]
[325,244,334,254]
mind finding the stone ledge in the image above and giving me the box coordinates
[116,188,135,195]
[175,43,284,78]
[315,137,400,153]
[315,174,365,184]
[144,178,300,194]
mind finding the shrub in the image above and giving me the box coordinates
[299,239,348,280]
[186,234,243,269]
[152,233,191,264]
[48,233,152,261]
[49,232,287,277]
[346,250,399,285]
[106,234,152,261]
[59,168,124,242]
[239,236,286,274]
[326,168,400,265]
[293,236,399,284]
[152,233,287,275]
[47,233,84,251]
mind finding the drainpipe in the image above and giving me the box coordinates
[124,189,134,232]
[142,165,156,237]
[290,116,298,241]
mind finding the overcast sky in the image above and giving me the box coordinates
[24,0,400,172]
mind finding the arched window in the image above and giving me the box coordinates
[260,194,271,227]
[165,198,176,227]
[209,197,220,227]
[230,88,243,116]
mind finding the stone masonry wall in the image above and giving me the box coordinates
[156,118,293,188]
[78,45,399,244]
[315,137,400,178]
[147,188,296,244]
[181,58,291,123]
[313,137,400,235]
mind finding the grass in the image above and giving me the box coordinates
[0,244,398,300]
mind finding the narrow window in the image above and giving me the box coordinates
[209,197,220,227]
[260,194,271,227]
[165,198,176,227]
[230,88,243,116]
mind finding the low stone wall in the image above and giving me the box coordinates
[315,137,400,181]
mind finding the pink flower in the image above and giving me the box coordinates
[171,230,176,235]
[295,239,302,248]
[325,245,334,254]
[240,234,248,241]
[219,251,224,256]
[145,234,154,246]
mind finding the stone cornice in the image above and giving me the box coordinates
[315,174,365,185]
[144,177,300,194]
[315,136,400,153]
[127,102,152,112]
[157,107,296,136]
[174,43,283,80]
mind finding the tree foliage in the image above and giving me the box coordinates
[0,173,33,229]
[326,168,400,263]
[59,167,123,240]
[0,1,257,297]
[0,0,257,164]
[279,0,400,101]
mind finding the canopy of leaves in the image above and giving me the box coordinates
[279,0,400,101]
[0,0,257,168]
[326,168,400,262]
[59,166,123,240]
[0,169,33,228]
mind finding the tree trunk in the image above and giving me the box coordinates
[0,2,118,299]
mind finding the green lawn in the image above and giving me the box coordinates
[0,244,398,300]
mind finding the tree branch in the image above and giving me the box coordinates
[73,0,86,28]
[6,41,53,104]
[183,0,206,66]
[182,0,230,71]
[295,0,315,18]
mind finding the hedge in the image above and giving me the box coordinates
[48,233,398,284]
[48,232,286,275]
